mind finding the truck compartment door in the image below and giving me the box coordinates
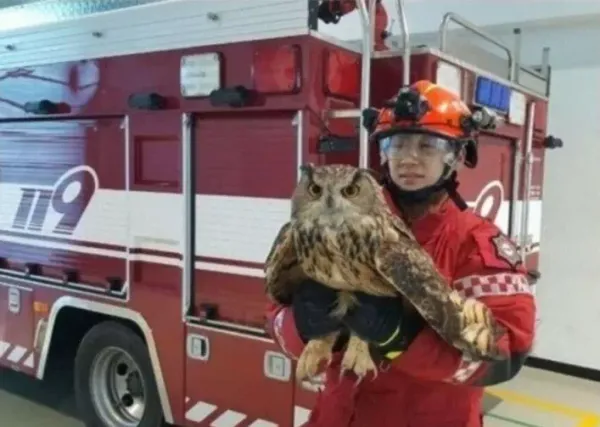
[0,118,128,296]
[182,110,299,427]
[0,283,35,374]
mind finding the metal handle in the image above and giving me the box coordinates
[439,12,514,81]
[356,0,376,169]
[519,102,536,266]
[509,139,522,242]
[396,0,411,86]
[181,112,194,319]
[343,0,412,168]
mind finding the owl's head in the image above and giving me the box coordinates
[291,164,387,220]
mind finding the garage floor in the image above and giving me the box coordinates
[1,366,599,427]
[484,366,600,427]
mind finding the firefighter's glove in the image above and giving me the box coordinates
[343,293,416,360]
[292,279,343,342]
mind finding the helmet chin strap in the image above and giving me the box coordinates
[383,162,469,213]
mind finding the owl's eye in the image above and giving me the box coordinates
[342,184,360,198]
[307,183,322,197]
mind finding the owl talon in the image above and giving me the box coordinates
[295,339,333,382]
[341,335,378,382]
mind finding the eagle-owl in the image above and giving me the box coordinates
[264,164,505,382]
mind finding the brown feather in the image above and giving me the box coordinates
[264,164,505,382]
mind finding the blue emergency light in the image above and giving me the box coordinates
[474,76,511,113]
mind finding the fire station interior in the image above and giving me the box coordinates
[1,1,600,427]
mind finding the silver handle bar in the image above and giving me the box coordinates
[439,12,515,81]
[356,0,376,169]
[355,0,411,168]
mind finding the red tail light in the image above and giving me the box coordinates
[252,44,301,94]
[323,48,360,101]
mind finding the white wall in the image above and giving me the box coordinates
[532,66,600,369]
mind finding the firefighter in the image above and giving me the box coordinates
[265,80,536,427]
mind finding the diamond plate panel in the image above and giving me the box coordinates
[0,0,168,31]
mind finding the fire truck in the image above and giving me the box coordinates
[0,0,562,426]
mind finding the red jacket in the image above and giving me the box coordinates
[265,195,536,427]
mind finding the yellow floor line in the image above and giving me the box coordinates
[578,417,600,427]
[487,388,600,427]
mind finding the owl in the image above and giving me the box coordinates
[264,164,505,383]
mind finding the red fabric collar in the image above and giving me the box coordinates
[382,189,457,243]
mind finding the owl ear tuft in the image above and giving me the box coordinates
[299,163,315,180]
[359,167,384,184]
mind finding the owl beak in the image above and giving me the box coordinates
[325,195,335,209]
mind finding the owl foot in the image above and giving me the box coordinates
[451,291,504,360]
[295,338,333,382]
[340,334,378,386]
[459,323,503,360]
[458,294,493,327]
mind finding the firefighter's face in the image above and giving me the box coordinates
[383,133,461,190]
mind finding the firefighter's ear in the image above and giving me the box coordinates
[452,145,467,171]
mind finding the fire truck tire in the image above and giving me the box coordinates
[74,320,165,427]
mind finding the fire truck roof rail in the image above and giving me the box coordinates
[437,11,551,96]
[439,12,515,81]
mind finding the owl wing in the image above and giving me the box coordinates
[264,222,306,305]
[372,234,505,360]
[388,213,417,241]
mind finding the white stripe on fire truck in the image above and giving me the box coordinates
[184,399,298,426]
[0,341,35,369]
[0,340,36,368]
[185,401,217,423]
[6,345,27,363]
[0,186,544,272]
[247,420,278,427]
[0,341,9,358]
[23,353,35,368]
[294,406,311,427]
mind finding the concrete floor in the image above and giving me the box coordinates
[1,366,599,427]
[0,367,82,427]
[484,366,600,427]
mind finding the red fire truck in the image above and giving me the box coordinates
[0,1,562,426]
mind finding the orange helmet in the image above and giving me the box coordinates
[362,80,495,168]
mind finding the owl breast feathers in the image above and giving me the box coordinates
[264,164,505,381]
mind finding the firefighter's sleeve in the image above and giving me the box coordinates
[388,226,536,386]
[265,303,306,360]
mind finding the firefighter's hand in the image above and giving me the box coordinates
[292,279,343,342]
[343,292,423,360]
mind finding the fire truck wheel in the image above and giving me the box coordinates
[74,320,164,427]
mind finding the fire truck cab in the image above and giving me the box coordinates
[0,1,561,426]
